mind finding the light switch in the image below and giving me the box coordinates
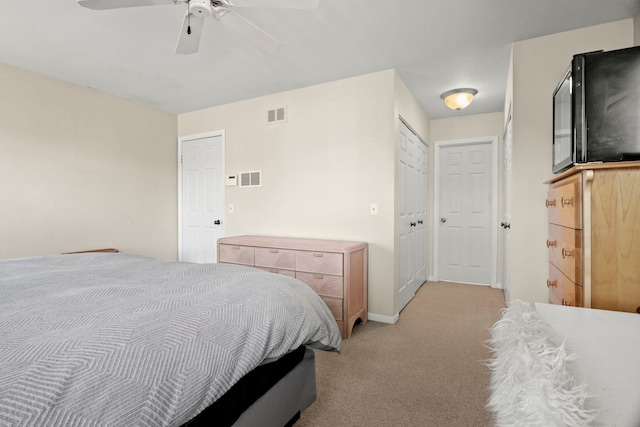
[228,204,234,213]
[370,203,378,215]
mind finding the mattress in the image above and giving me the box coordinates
[0,252,342,426]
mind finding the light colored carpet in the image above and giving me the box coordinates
[297,281,506,427]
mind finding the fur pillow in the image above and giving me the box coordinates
[487,302,597,427]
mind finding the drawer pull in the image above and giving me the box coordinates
[545,199,556,207]
[546,239,557,248]
[561,196,574,207]
[269,249,279,253]
[312,253,324,258]
[547,279,557,288]
[313,274,324,279]
[561,298,572,306]
[561,248,574,259]
[232,246,241,250]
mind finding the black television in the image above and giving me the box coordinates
[552,45,640,174]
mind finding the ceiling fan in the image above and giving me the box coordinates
[77,0,319,55]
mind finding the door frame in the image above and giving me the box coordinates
[177,130,225,262]
[501,108,512,299]
[433,136,498,286]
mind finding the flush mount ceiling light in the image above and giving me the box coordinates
[440,88,478,110]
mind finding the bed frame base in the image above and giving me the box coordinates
[232,348,316,427]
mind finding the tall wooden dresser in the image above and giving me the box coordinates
[545,162,640,313]
[217,235,368,338]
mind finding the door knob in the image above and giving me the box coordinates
[214,220,221,225]
[417,220,423,225]
[410,222,417,227]
[440,218,447,223]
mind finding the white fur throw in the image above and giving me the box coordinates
[487,302,597,427]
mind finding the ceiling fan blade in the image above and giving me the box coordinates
[77,0,176,10]
[229,0,319,9]
[218,10,281,54]
[176,13,205,55]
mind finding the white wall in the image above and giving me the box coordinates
[0,62,178,260]
[508,19,634,303]
[178,69,410,318]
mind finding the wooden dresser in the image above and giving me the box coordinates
[545,162,640,313]
[217,235,368,338]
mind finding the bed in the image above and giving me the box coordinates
[488,301,640,427]
[0,252,342,426]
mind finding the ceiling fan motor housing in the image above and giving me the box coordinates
[190,0,212,17]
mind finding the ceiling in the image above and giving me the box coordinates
[1,0,639,119]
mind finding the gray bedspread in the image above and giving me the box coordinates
[0,253,342,426]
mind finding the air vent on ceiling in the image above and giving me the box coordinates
[267,106,287,124]
[239,171,262,187]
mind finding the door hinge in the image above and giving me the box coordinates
[180,155,183,164]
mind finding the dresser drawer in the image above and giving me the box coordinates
[546,174,582,229]
[548,263,582,307]
[548,224,583,285]
[257,267,296,278]
[321,296,343,321]
[295,251,343,275]
[217,235,368,339]
[218,244,254,265]
[254,247,295,270]
[296,272,343,298]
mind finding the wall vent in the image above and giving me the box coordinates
[267,106,287,124]
[239,171,262,187]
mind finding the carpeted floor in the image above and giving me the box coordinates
[297,281,506,427]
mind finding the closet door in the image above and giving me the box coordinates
[397,119,428,313]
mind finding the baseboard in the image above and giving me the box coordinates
[367,312,399,325]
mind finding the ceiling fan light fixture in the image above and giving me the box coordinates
[440,88,478,110]
[189,0,212,16]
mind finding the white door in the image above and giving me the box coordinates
[502,112,513,299]
[397,120,428,312]
[180,133,225,263]
[436,138,496,285]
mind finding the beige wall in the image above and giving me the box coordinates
[429,113,503,143]
[508,19,634,304]
[179,69,415,319]
[6,17,631,311]
[0,62,178,260]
